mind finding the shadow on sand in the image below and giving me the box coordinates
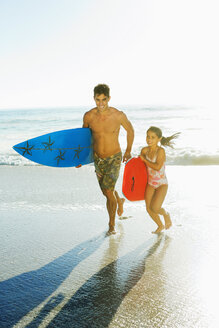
[0,233,105,328]
[40,234,170,328]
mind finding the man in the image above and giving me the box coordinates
[82,84,134,234]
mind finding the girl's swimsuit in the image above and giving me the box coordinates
[145,151,168,189]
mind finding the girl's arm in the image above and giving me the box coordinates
[140,147,166,171]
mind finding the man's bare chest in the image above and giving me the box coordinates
[89,116,120,134]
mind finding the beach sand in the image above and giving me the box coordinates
[1,165,219,328]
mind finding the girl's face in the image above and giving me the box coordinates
[146,130,160,147]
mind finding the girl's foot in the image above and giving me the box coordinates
[152,224,164,234]
[164,212,172,229]
[117,198,125,216]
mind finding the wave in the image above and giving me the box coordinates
[166,154,219,165]
[165,148,219,165]
[1,151,219,166]
[1,106,217,167]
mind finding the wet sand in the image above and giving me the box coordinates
[0,165,219,328]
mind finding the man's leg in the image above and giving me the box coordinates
[107,152,124,217]
[103,189,117,234]
[94,152,123,233]
[94,173,118,233]
[114,190,125,217]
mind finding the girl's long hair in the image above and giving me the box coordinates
[147,126,180,148]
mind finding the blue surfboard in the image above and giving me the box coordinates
[13,128,93,167]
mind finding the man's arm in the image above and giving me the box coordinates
[120,112,134,162]
[83,113,89,128]
[76,113,89,168]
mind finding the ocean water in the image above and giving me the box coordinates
[0,106,218,166]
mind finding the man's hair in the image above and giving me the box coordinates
[94,84,110,97]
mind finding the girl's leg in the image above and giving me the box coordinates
[150,185,172,229]
[145,185,164,233]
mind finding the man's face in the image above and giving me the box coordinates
[94,94,111,111]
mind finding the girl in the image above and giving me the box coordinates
[140,126,180,234]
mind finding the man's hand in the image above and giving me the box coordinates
[123,151,131,163]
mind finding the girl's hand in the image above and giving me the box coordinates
[139,155,146,163]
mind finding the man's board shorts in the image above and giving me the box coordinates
[94,152,122,191]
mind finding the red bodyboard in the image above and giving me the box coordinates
[122,157,147,201]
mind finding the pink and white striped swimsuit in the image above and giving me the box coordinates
[145,152,168,189]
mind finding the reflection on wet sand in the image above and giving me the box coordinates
[110,234,171,327]
[47,228,170,327]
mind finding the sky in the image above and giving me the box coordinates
[1,0,219,110]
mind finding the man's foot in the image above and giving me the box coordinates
[107,224,116,235]
[164,212,172,230]
[107,227,116,235]
[117,198,125,216]
[152,224,164,234]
